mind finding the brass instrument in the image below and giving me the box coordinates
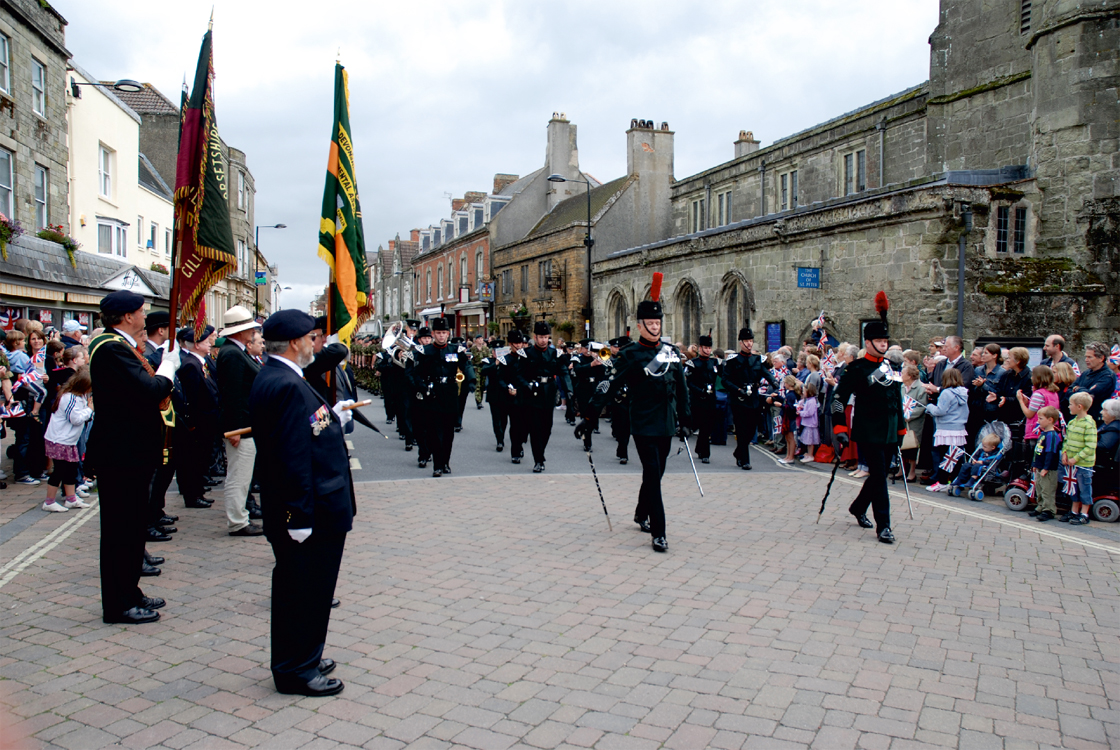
[381,320,423,367]
[455,369,465,395]
[598,346,611,362]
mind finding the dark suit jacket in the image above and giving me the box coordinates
[178,352,220,431]
[303,344,349,405]
[88,333,174,470]
[216,342,261,433]
[249,357,355,542]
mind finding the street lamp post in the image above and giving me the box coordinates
[546,173,593,338]
[254,223,287,316]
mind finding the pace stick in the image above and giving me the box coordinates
[584,447,612,532]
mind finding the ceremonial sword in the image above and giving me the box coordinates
[897,447,915,520]
[680,435,704,497]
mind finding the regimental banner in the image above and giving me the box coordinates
[172,29,236,336]
[317,63,370,347]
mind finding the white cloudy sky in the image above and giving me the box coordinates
[58,0,940,314]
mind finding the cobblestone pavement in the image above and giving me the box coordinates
[0,444,1117,749]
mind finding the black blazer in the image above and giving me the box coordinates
[304,344,348,405]
[249,357,355,542]
[88,333,174,470]
[216,342,260,433]
[144,341,163,370]
[178,352,220,430]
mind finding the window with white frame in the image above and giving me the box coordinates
[690,197,706,233]
[779,170,799,211]
[458,214,468,236]
[237,171,245,210]
[426,269,432,301]
[843,150,866,196]
[476,251,484,286]
[98,145,113,199]
[448,260,454,293]
[438,266,444,299]
[473,207,483,229]
[0,147,13,218]
[715,189,732,226]
[137,216,144,246]
[0,34,10,94]
[97,222,127,257]
[150,222,158,252]
[31,59,45,116]
[237,239,246,275]
[165,228,172,256]
[34,165,48,229]
[460,254,468,290]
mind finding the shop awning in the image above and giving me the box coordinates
[418,306,443,317]
[450,301,487,314]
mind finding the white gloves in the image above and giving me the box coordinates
[288,528,312,543]
[327,333,341,345]
[333,399,355,427]
[155,348,179,381]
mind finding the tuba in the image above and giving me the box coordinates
[381,321,423,367]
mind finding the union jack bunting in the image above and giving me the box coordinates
[0,401,26,418]
[939,446,965,473]
[903,396,918,420]
[1061,469,1078,497]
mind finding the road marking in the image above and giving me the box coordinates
[761,450,1120,555]
[350,458,362,470]
[0,499,101,590]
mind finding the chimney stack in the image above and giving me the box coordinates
[734,130,760,159]
[451,198,466,211]
[546,112,580,210]
[493,173,519,194]
[626,119,675,248]
[410,229,420,242]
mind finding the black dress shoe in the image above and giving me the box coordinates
[741,462,752,470]
[533,462,544,473]
[418,459,428,468]
[852,512,874,529]
[144,551,164,566]
[184,498,211,509]
[454,426,462,433]
[635,517,651,533]
[104,607,160,624]
[405,443,414,452]
[146,528,172,542]
[496,443,504,452]
[160,514,179,523]
[275,674,344,697]
[652,537,668,552]
[618,458,627,465]
[1027,509,1041,517]
[432,469,442,477]
[229,524,264,537]
[249,506,263,520]
[141,596,166,610]
[701,457,710,464]
[878,528,896,544]
[477,404,484,410]
[442,465,452,474]
[331,598,340,608]
[140,562,161,577]
[319,658,337,675]
[511,456,521,464]
[155,525,177,534]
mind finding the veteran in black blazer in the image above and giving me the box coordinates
[249,310,355,697]
[87,291,177,625]
[174,325,220,508]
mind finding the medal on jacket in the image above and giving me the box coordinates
[310,405,331,436]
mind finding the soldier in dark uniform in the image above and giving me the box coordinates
[375,347,396,424]
[684,332,721,464]
[504,330,530,463]
[451,337,470,431]
[722,327,777,470]
[478,339,509,451]
[411,326,434,467]
[830,293,905,544]
[390,319,421,449]
[87,290,177,624]
[513,321,572,473]
[413,318,475,477]
[607,335,634,464]
[249,309,354,696]
[571,339,609,450]
[579,275,690,552]
[173,325,222,524]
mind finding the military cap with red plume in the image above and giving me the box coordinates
[636,272,664,320]
[865,291,890,340]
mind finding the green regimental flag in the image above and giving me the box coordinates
[317,63,370,347]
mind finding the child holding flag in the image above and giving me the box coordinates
[1029,406,1063,522]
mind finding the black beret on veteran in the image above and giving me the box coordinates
[262,310,316,341]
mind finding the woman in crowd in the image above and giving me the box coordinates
[970,343,1005,426]
[1052,362,1077,422]
[899,363,927,481]
[996,347,1032,424]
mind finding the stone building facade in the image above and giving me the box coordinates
[372,232,418,328]
[593,0,1118,352]
[0,0,69,235]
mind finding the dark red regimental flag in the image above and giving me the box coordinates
[173,29,235,337]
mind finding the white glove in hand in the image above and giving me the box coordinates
[332,399,355,427]
[155,354,178,381]
[327,333,341,345]
[288,528,312,543]
[162,345,183,372]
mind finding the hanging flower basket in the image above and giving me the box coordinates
[0,212,24,262]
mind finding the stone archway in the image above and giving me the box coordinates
[674,279,703,345]
[718,272,754,350]
[606,289,629,339]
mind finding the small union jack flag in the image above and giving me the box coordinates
[0,402,26,418]
[903,396,918,420]
[815,311,826,329]
[939,446,965,473]
[1026,479,1036,500]
[31,350,45,366]
[14,369,41,390]
[774,414,784,436]
[1061,469,1078,497]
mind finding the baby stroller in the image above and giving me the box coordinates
[947,421,1012,501]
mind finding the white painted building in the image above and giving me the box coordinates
[65,62,173,271]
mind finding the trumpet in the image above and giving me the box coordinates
[598,346,611,362]
[455,369,465,394]
[381,320,423,367]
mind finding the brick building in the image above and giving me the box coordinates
[592,0,1118,353]
[371,232,418,328]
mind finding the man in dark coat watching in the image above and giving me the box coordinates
[249,309,355,697]
[215,305,264,535]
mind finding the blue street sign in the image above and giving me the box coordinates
[255,271,266,279]
[797,267,820,289]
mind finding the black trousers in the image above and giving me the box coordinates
[414,407,432,461]
[149,457,174,523]
[456,387,469,429]
[175,425,212,501]
[490,399,509,445]
[849,443,893,533]
[528,407,553,463]
[382,377,397,421]
[611,406,631,459]
[509,406,528,459]
[397,395,414,445]
[429,411,458,468]
[99,464,155,618]
[693,402,717,459]
[730,403,760,464]
[270,530,346,688]
[633,435,671,539]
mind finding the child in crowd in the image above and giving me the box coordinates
[1029,406,1063,522]
[950,432,1001,497]
[924,367,969,492]
[1061,392,1097,524]
[1018,364,1062,447]
[41,367,94,512]
[796,382,820,463]
[779,375,802,464]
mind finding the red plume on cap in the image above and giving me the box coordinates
[874,291,889,323]
[650,272,663,302]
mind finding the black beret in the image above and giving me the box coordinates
[533,321,551,335]
[417,326,432,338]
[262,309,316,341]
[431,317,450,332]
[698,334,713,347]
[405,319,421,329]
[313,315,328,332]
[145,311,171,332]
[635,300,663,320]
[100,290,146,315]
[738,327,754,341]
[177,324,215,343]
[864,320,890,340]
[492,338,505,347]
[507,329,525,344]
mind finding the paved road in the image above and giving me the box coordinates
[1,418,1118,750]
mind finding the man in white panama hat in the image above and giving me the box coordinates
[215,305,264,536]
